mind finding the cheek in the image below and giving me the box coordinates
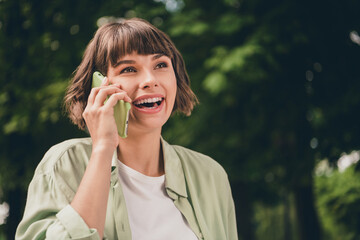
[115,81,137,96]
[168,77,177,102]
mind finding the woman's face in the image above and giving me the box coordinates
[107,53,177,134]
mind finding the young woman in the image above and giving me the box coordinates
[16,18,238,240]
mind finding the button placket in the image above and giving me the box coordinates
[174,197,203,240]
[111,175,132,239]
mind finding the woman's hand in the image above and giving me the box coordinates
[83,77,132,151]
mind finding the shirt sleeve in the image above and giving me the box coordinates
[227,201,238,240]
[224,175,238,240]
[15,172,101,240]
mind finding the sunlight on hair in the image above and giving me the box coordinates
[0,202,9,225]
[337,151,360,172]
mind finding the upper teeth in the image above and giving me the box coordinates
[134,97,162,105]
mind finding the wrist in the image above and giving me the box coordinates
[91,142,116,162]
[92,139,117,152]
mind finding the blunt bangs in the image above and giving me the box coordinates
[95,19,174,72]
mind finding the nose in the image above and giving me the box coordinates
[139,71,158,89]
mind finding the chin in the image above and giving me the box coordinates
[128,116,169,134]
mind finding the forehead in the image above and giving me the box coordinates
[117,52,169,61]
[103,23,173,67]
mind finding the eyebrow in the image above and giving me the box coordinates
[152,53,166,60]
[113,60,135,68]
[114,54,167,68]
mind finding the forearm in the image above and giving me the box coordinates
[71,146,114,239]
[71,80,128,238]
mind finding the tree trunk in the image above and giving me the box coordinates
[4,186,25,239]
[294,181,322,240]
[231,181,255,240]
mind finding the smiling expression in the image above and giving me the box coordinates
[107,53,177,134]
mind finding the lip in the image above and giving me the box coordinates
[132,94,165,114]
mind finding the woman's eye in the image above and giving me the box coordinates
[120,67,136,73]
[155,62,168,69]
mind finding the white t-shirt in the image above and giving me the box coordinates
[117,160,198,240]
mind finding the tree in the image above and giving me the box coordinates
[1,0,359,239]
[161,0,360,239]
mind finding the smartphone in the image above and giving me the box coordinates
[92,71,131,138]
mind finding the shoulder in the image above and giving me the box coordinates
[170,144,228,180]
[167,143,234,212]
[35,137,93,176]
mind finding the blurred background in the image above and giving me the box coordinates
[1,0,360,239]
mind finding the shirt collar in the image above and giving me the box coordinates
[110,150,120,186]
[109,137,187,199]
[161,137,188,199]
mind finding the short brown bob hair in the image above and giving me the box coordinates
[64,18,198,130]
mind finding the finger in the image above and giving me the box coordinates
[114,83,123,90]
[101,76,109,86]
[124,95,132,103]
[116,90,131,103]
[104,92,132,109]
[87,87,101,105]
[88,76,111,104]
[107,77,120,88]
[93,87,123,107]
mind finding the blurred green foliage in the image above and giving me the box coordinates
[253,197,299,240]
[315,165,360,240]
[0,0,360,239]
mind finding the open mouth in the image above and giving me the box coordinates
[133,97,164,109]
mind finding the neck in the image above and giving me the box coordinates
[117,128,164,177]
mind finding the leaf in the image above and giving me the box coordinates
[202,71,227,95]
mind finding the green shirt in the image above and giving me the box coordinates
[16,137,238,240]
